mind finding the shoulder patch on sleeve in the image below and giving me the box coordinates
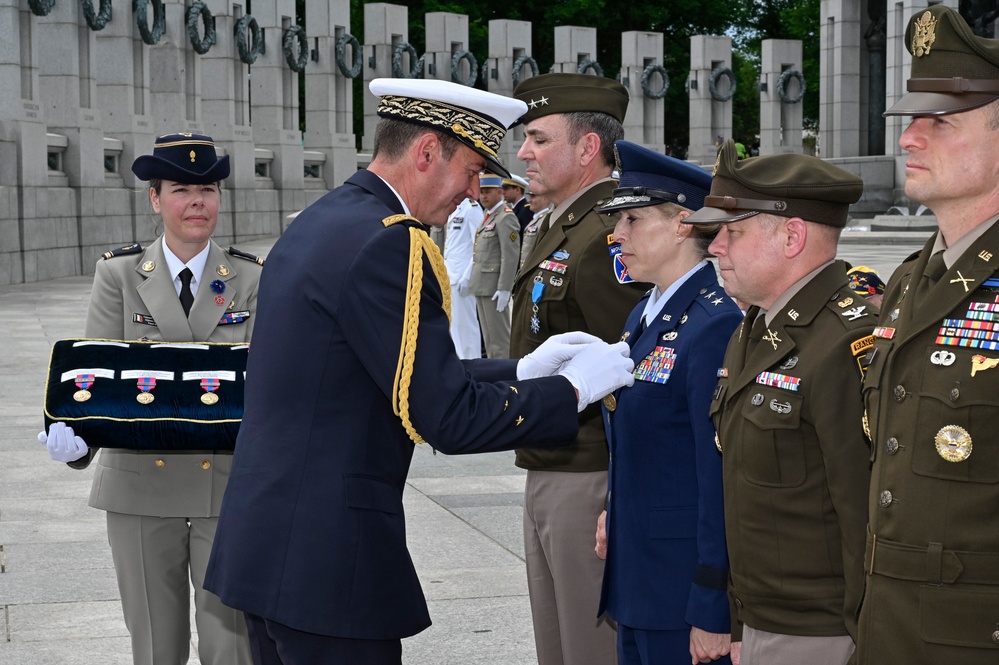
[227,246,265,266]
[102,243,142,260]
[851,334,875,356]
[852,333,876,380]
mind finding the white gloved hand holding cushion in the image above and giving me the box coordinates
[38,421,89,463]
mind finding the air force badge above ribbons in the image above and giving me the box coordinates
[43,339,249,450]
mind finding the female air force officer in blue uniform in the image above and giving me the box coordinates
[595,141,743,664]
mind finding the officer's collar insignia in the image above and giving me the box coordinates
[762,329,782,350]
[141,261,155,272]
[216,264,230,277]
[913,11,937,57]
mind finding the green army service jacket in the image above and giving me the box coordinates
[858,224,999,663]
[710,260,874,639]
[511,179,647,472]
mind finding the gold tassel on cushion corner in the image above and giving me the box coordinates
[381,214,452,444]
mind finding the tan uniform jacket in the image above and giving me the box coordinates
[467,205,520,297]
[71,237,261,517]
[858,227,999,662]
[511,179,647,472]
[710,261,873,639]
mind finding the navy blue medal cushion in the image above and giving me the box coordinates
[43,339,248,450]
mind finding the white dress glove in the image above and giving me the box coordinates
[456,277,470,298]
[38,421,89,463]
[558,341,635,412]
[491,289,512,312]
[517,331,604,380]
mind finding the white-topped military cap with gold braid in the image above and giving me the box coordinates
[370,78,527,178]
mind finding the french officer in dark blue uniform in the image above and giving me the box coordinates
[595,141,742,665]
[203,78,636,664]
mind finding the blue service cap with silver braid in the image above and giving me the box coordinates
[599,141,712,214]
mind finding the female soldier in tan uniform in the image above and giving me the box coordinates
[41,133,259,665]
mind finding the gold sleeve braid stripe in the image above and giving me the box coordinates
[381,215,453,445]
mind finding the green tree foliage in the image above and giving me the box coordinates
[331,0,818,154]
[731,0,821,141]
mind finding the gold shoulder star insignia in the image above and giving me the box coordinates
[516,416,524,426]
[510,386,519,394]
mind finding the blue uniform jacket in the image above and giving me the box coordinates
[598,263,742,633]
[204,169,579,640]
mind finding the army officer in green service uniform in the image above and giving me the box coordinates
[688,140,873,665]
[857,6,999,663]
[509,73,649,665]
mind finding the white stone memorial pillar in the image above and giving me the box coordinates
[688,35,734,165]
[362,3,409,153]
[820,0,864,157]
[621,31,665,152]
[759,39,804,155]
[551,26,599,75]
[424,12,474,86]
[487,20,532,168]
[199,0,256,243]
[146,0,202,134]
[304,0,357,191]
[36,0,104,280]
[248,0,303,235]
[0,0,44,283]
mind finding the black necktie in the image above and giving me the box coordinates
[179,267,195,317]
[913,251,946,306]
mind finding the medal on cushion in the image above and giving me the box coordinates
[62,368,115,402]
[531,274,545,334]
[73,373,95,402]
[121,370,175,405]
[183,370,236,405]
[200,377,220,405]
[136,376,156,404]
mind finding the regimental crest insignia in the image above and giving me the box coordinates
[912,10,937,57]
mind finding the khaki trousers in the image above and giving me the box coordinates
[475,295,512,359]
[106,512,251,665]
[524,469,618,665]
[741,625,854,665]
